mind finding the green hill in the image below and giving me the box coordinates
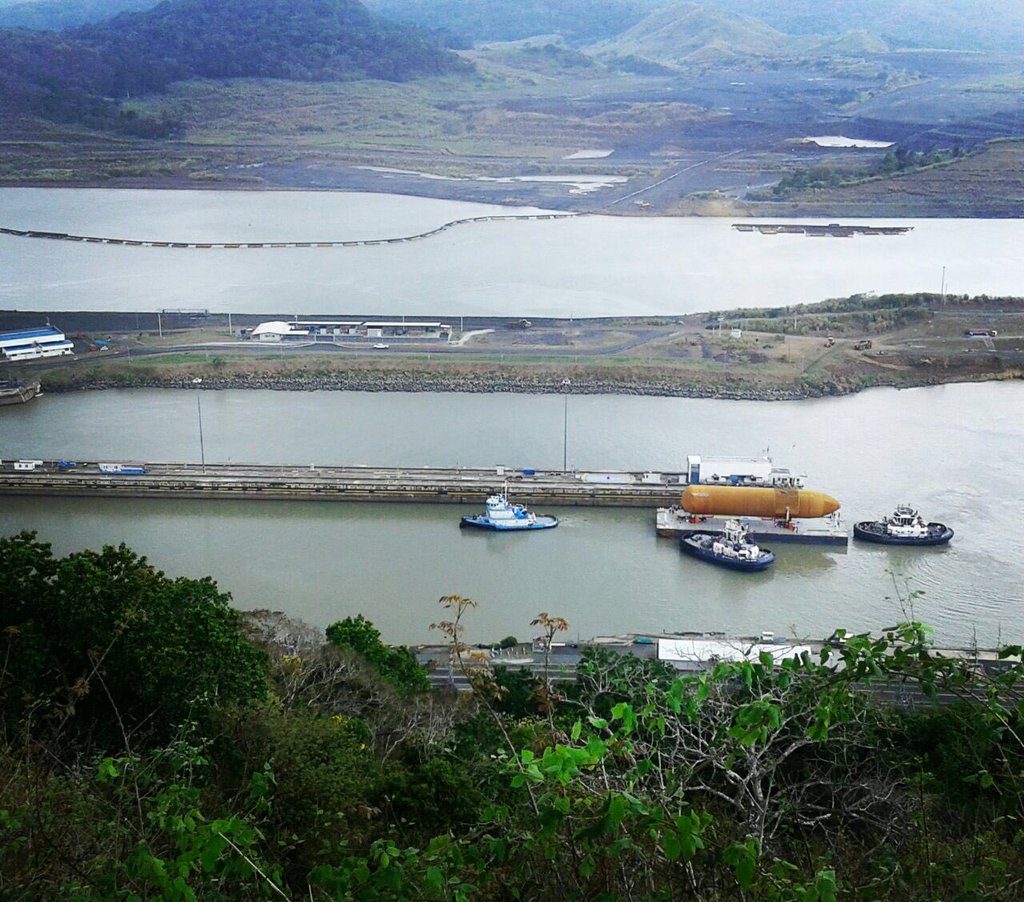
[0,0,466,135]
[707,0,1024,53]
[74,0,466,90]
[592,2,792,68]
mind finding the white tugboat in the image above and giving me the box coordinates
[680,519,775,571]
[853,504,953,546]
[460,488,559,531]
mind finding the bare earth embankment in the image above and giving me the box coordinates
[5,296,1022,401]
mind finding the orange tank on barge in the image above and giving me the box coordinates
[681,485,840,519]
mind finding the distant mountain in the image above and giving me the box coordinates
[809,29,889,57]
[74,0,466,90]
[704,0,1024,54]
[593,3,793,67]
[365,0,662,45]
[0,0,466,134]
[368,0,1024,55]
[0,0,159,32]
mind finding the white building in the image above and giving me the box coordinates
[251,321,312,342]
[250,320,452,341]
[0,326,74,361]
[658,636,815,672]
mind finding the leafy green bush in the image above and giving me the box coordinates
[326,614,429,693]
[0,532,268,750]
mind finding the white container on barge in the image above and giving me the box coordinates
[684,455,803,488]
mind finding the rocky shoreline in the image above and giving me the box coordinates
[37,368,1019,402]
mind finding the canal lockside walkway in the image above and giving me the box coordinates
[0,460,683,506]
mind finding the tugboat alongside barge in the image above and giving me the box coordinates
[853,505,953,546]
[681,520,775,572]
[657,455,848,547]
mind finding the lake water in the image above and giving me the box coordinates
[2,188,1023,316]
[2,382,1021,647]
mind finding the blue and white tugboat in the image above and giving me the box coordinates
[680,519,775,572]
[460,489,559,531]
[853,504,953,546]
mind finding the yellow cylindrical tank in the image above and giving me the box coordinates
[681,485,840,519]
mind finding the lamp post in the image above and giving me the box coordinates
[561,379,570,472]
[193,378,206,473]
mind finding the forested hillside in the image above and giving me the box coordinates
[2,532,1022,898]
[74,0,464,89]
[369,0,1024,52]
[0,0,465,135]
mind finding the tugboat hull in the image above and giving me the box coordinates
[680,533,775,571]
[460,515,559,531]
[853,522,953,546]
[0,380,41,406]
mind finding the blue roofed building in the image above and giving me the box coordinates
[0,325,75,361]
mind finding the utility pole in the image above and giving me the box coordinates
[940,265,947,305]
[562,379,571,472]
[157,311,163,338]
[196,386,206,473]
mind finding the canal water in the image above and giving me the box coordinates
[1,382,1021,647]
[2,188,1024,316]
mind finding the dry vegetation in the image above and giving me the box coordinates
[748,139,1024,218]
[20,299,1023,401]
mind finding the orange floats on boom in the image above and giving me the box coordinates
[681,485,840,519]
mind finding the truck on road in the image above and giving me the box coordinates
[99,463,147,475]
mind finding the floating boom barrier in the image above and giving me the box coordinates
[0,212,578,250]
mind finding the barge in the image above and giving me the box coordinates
[658,508,848,548]
[732,222,912,237]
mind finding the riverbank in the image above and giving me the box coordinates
[27,358,1024,402]
[7,295,1021,403]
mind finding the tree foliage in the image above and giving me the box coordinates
[326,613,429,693]
[75,0,467,91]
[772,145,968,198]
[0,531,268,750]
[2,544,1024,898]
[0,0,466,134]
